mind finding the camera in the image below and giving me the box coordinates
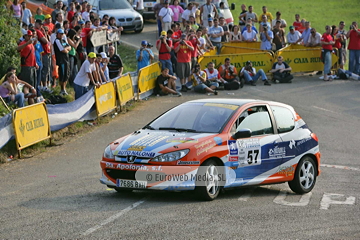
[263,26,268,31]
[350,25,354,30]
[180,40,185,44]
[147,43,153,48]
[74,36,80,40]
[228,67,234,74]
[159,36,165,40]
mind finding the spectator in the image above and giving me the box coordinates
[240,60,271,86]
[67,29,82,85]
[21,23,28,36]
[21,2,32,27]
[34,7,45,21]
[67,2,76,22]
[82,4,91,22]
[346,22,360,74]
[44,14,54,33]
[287,26,301,44]
[154,68,181,96]
[187,29,200,68]
[321,25,335,81]
[337,21,347,69]
[73,52,100,99]
[108,46,124,80]
[242,23,257,42]
[136,40,154,72]
[306,28,321,47]
[271,11,287,29]
[219,17,229,43]
[169,0,183,23]
[201,27,215,50]
[230,25,242,42]
[10,0,21,20]
[332,24,342,52]
[159,0,174,32]
[296,21,312,45]
[208,18,224,55]
[0,72,27,108]
[259,15,271,33]
[239,5,257,26]
[293,14,302,31]
[17,30,37,105]
[51,0,65,24]
[196,28,206,53]
[174,33,193,92]
[181,3,198,27]
[171,23,181,44]
[191,63,218,95]
[94,54,106,85]
[74,25,86,64]
[204,62,226,89]
[241,18,258,34]
[153,0,165,36]
[53,29,71,95]
[238,4,247,30]
[134,0,144,15]
[55,12,64,27]
[270,56,293,83]
[297,18,307,34]
[200,0,217,28]
[0,67,17,85]
[31,29,45,102]
[81,20,95,53]
[189,16,199,31]
[218,58,241,90]
[259,24,274,50]
[272,20,285,51]
[156,30,173,75]
[260,6,273,23]
[99,52,109,82]
[217,2,225,19]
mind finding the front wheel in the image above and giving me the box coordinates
[195,160,222,201]
[288,156,317,194]
[134,25,144,33]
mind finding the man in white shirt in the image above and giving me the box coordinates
[159,0,174,32]
[73,52,100,99]
[134,0,144,15]
[82,4,92,22]
[208,18,224,54]
[306,28,322,47]
[287,26,301,44]
[181,2,198,27]
[21,2,32,26]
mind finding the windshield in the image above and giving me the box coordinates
[99,0,132,10]
[146,102,238,133]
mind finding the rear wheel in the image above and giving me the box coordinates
[288,156,317,194]
[195,160,222,201]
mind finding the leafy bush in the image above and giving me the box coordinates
[0,0,22,76]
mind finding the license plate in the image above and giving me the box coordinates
[116,179,147,189]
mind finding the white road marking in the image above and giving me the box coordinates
[312,105,336,114]
[320,193,356,210]
[82,198,146,236]
[238,187,256,201]
[320,164,360,172]
[273,191,312,206]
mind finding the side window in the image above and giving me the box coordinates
[234,106,274,136]
[271,106,295,133]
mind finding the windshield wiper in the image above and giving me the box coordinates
[158,127,197,132]
[143,125,155,130]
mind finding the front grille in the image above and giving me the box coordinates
[122,26,135,30]
[118,18,125,22]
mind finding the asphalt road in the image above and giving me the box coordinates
[1,74,360,238]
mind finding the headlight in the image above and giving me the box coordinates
[103,145,115,159]
[135,17,141,20]
[151,149,189,162]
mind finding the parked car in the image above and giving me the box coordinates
[88,0,144,33]
[100,99,321,200]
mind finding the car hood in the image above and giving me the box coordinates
[112,130,216,158]
[98,9,139,18]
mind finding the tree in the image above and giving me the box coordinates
[0,0,22,76]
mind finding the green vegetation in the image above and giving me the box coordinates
[118,42,138,73]
[230,1,359,32]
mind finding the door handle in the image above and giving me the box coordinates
[273,141,279,146]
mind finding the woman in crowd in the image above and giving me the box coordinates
[67,29,82,85]
[34,7,45,21]
[230,25,243,42]
[10,0,22,20]
[169,0,184,24]
[242,23,258,42]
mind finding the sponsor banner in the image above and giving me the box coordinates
[115,73,134,106]
[221,46,268,55]
[137,62,161,97]
[276,45,338,73]
[90,30,108,47]
[95,81,117,117]
[222,42,262,49]
[12,103,51,150]
[198,52,274,75]
[0,113,14,149]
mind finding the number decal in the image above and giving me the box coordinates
[247,149,259,164]
[236,139,261,167]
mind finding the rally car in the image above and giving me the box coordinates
[100,99,320,200]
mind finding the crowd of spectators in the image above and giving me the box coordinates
[1,0,124,108]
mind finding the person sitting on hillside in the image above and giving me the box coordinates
[240,60,271,86]
[191,64,218,95]
[154,68,182,96]
[270,56,293,83]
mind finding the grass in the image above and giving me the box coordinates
[118,42,138,73]
[230,1,359,33]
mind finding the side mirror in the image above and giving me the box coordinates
[230,3,235,10]
[232,128,251,139]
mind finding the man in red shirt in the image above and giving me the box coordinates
[187,29,200,70]
[346,22,360,74]
[67,2,76,22]
[156,30,174,75]
[321,25,335,81]
[293,14,302,31]
[17,30,38,104]
[44,14,54,33]
[174,33,194,92]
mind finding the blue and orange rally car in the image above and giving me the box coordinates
[100,99,320,200]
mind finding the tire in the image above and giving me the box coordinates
[288,156,317,194]
[114,187,133,193]
[134,25,144,33]
[195,160,222,201]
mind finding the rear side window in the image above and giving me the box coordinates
[271,106,295,133]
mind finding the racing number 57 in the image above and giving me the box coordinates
[247,150,259,164]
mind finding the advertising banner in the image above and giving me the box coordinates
[115,74,134,106]
[95,82,117,117]
[138,62,161,97]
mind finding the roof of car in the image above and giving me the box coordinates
[188,98,262,106]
